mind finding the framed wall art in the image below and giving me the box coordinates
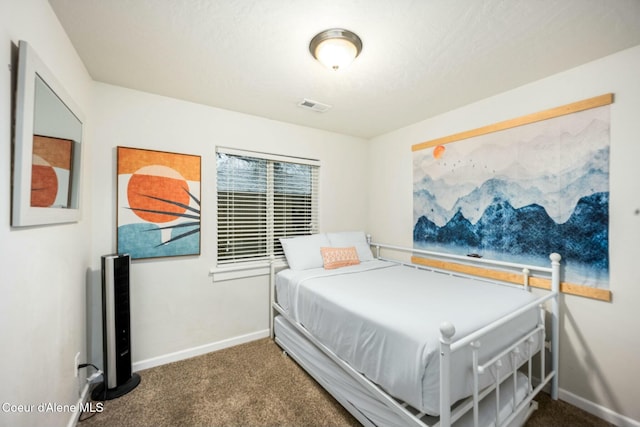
[412,94,613,301]
[117,146,201,260]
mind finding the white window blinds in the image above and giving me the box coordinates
[216,148,319,265]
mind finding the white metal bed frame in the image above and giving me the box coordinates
[269,242,561,427]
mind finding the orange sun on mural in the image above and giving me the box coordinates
[433,145,445,159]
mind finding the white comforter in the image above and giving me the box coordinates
[275,260,539,416]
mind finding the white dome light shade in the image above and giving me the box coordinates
[310,29,363,71]
[314,38,358,70]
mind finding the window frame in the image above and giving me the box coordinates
[215,147,320,269]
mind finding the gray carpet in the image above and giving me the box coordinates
[79,338,612,427]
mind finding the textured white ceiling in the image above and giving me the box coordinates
[48,0,640,138]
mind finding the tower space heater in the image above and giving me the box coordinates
[92,254,140,400]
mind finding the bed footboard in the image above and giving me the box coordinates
[438,252,561,427]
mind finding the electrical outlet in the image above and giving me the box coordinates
[74,352,80,378]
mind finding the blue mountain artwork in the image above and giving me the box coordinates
[414,193,609,282]
[412,108,610,286]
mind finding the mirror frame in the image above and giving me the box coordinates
[12,40,84,226]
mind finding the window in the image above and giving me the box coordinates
[216,148,319,265]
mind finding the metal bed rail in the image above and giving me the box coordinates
[269,243,561,427]
[369,242,561,426]
[369,241,554,274]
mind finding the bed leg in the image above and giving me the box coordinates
[524,400,539,424]
[269,256,276,340]
[550,253,561,400]
[440,322,456,427]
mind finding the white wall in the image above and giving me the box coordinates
[367,45,640,425]
[0,1,93,427]
[89,83,369,365]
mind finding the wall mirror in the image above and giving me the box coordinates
[12,40,84,226]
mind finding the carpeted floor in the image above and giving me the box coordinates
[79,338,612,427]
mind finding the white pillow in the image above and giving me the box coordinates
[326,231,374,262]
[280,233,330,270]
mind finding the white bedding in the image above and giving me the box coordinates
[275,260,540,416]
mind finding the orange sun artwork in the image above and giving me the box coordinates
[117,147,201,259]
[31,155,59,207]
[127,165,190,223]
[30,135,73,207]
[433,145,446,159]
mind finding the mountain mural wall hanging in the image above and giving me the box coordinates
[412,94,613,301]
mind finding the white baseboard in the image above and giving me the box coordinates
[558,388,640,427]
[132,329,270,372]
[67,383,89,427]
[532,375,639,427]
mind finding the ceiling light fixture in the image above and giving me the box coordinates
[309,28,363,71]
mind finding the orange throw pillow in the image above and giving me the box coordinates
[320,246,360,270]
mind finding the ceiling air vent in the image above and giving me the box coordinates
[298,98,332,113]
